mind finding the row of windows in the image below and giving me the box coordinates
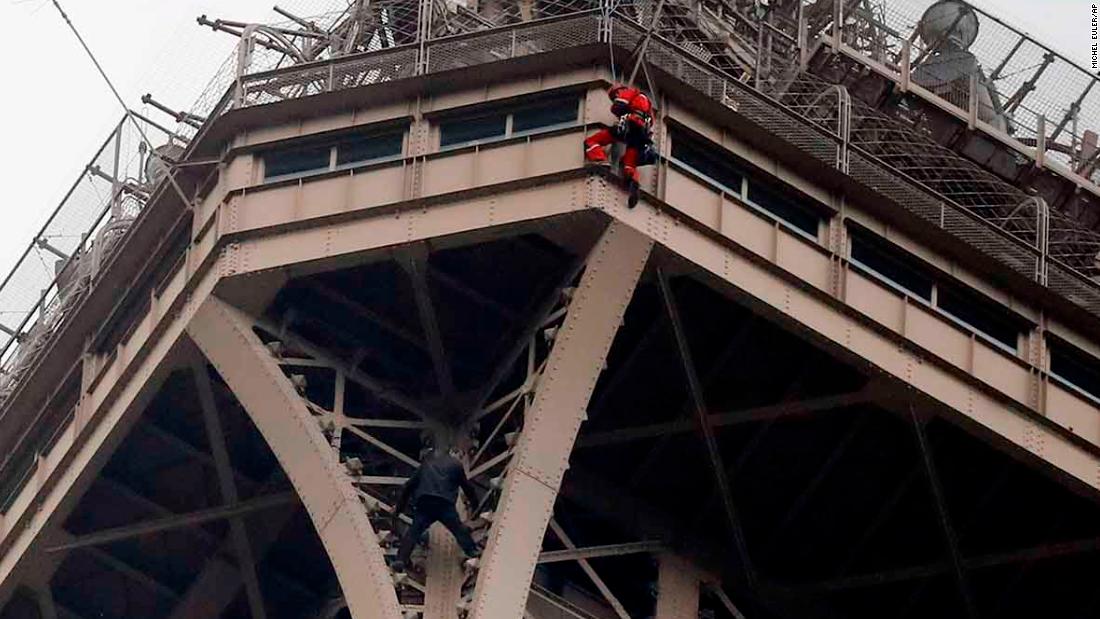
[262,97,581,180]
[668,130,822,237]
[849,227,1100,401]
[264,131,404,180]
[848,226,1027,351]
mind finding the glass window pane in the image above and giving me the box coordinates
[513,99,578,133]
[746,180,820,237]
[849,229,934,301]
[440,113,506,147]
[1051,341,1100,400]
[337,132,403,166]
[264,145,331,179]
[937,282,1022,350]
[670,132,744,194]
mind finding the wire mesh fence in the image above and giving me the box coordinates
[0,115,173,401]
[841,0,1100,184]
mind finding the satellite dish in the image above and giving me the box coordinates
[144,143,185,188]
[918,0,979,51]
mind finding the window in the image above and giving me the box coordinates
[747,181,819,237]
[440,113,507,148]
[337,132,404,167]
[849,228,934,301]
[263,130,404,181]
[513,99,578,133]
[1050,340,1100,401]
[264,144,331,179]
[937,282,1023,350]
[670,131,744,194]
[439,97,579,148]
[670,129,822,237]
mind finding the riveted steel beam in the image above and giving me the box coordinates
[468,222,653,619]
[655,554,703,619]
[187,296,401,619]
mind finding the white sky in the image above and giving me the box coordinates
[0,0,1093,279]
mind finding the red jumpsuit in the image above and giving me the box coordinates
[584,85,654,186]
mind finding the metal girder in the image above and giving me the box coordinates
[254,316,433,421]
[910,408,977,619]
[400,247,459,411]
[424,523,465,619]
[469,222,653,619]
[187,296,401,619]
[45,492,296,552]
[577,390,874,448]
[802,533,1100,592]
[657,268,756,589]
[192,358,268,619]
[654,554,702,619]
[548,520,631,619]
[165,487,302,619]
[538,541,665,564]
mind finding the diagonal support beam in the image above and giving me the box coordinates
[400,247,458,410]
[577,390,876,448]
[469,222,652,619]
[187,296,401,619]
[548,520,631,619]
[909,408,976,619]
[657,269,757,589]
[192,357,268,619]
[46,492,296,552]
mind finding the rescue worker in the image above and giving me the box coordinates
[389,447,481,573]
[583,84,657,208]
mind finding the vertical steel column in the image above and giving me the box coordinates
[654,554,701,619]
[468,222,653,619]
[187,297,402,619]
[424,526,464,618]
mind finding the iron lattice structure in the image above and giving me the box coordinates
[4,2,1100,618]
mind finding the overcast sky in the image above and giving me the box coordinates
[0,0,1093,280]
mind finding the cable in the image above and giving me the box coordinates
[627,0,667,87]
[49,0,193,209]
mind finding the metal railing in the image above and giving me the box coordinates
[0,115,174,401]
[834,0,1100,188]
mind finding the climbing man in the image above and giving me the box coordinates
[389,446,481,573]
[584,83,657,208]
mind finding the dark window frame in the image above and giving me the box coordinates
[262,128,405,181]
[1049,338,1100,403]
[437,96,580,149]
[849,227,935,302]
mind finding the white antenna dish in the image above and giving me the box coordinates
[918,0,980,51]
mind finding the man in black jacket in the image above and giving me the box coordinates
[390,447,481,573]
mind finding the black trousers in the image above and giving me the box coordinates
[395,496,479,565]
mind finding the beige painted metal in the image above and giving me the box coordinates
[602,193,1100,492]
[654,554,701,619]
[423,524,465,618]
[469,222,653,619]
[0,259,217,606]
[186,297,401,619]
[222,174,594,278]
